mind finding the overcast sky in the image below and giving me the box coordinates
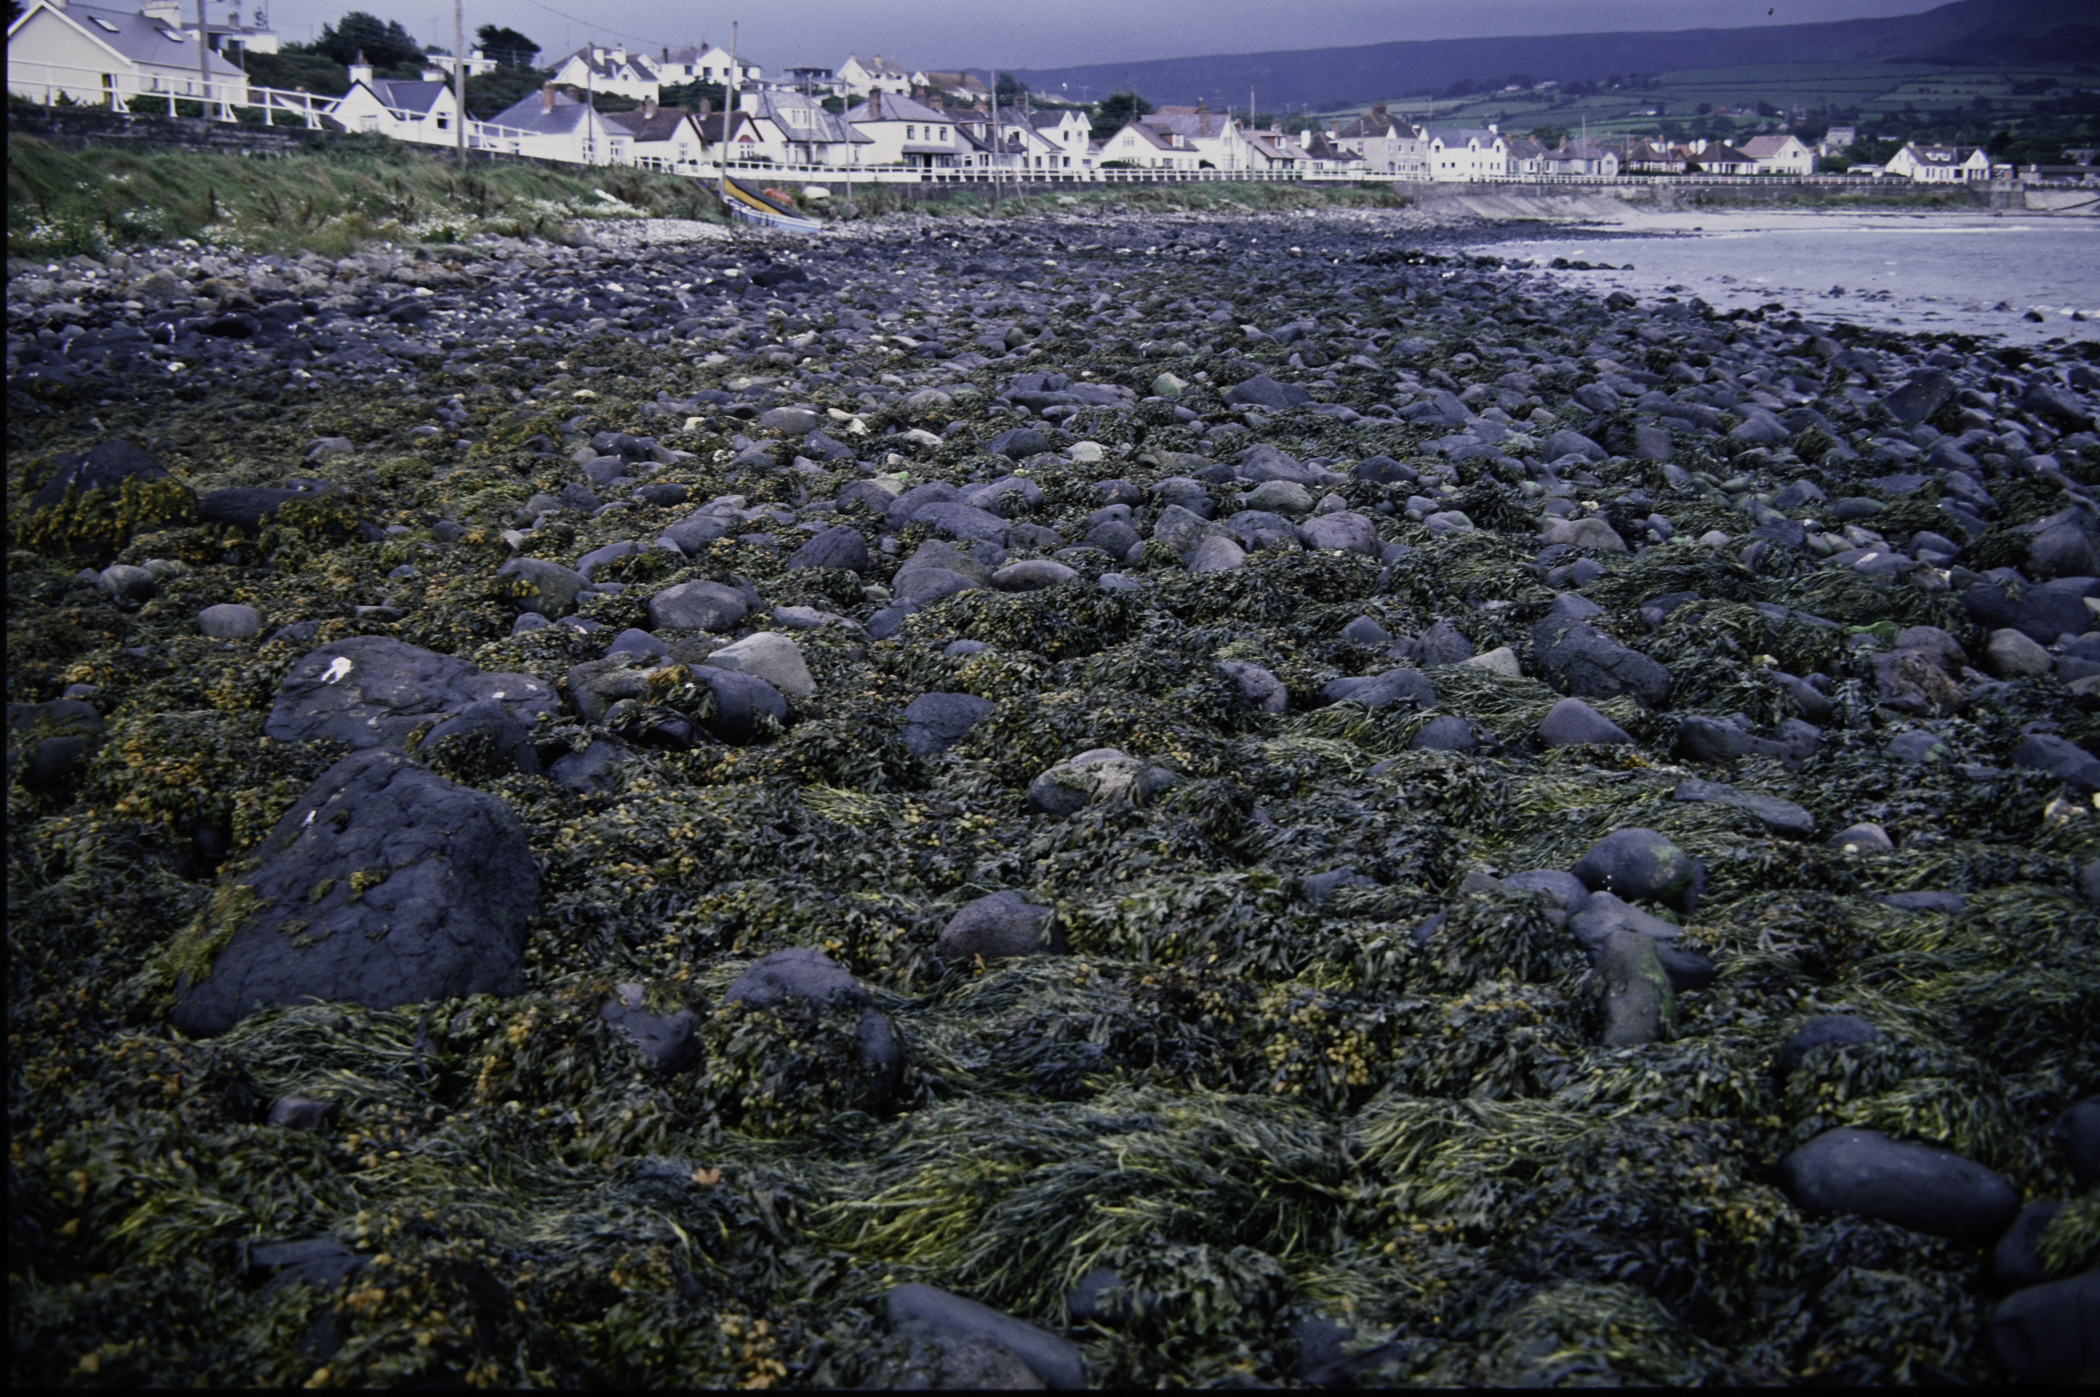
[256,0,1943,71]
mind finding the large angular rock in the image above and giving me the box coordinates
[1963,579,2098,645]
[1599,928,1673,1046]
[1991,1271,2100,1385]
[1027,748,1179,816]
[265,637,555,752]
[170,750,536,1036]
[788,524,871,573]
[1296,511,1381,557]
[705,631,814,700]
[494,557,588,618]
[1321,667,1436,709]
[1531,594,1672,709]
[1777,1127,2019,1244]
[1673,778,1814,837]
[31,438,167,510]
[1537,697,1633,747]
[648,580,748,633]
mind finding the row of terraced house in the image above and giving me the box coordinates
[4,1,2058,185]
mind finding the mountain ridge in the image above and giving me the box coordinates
[1000,0,2100,112]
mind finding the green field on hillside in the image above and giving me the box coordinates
[1324,60,2099,158]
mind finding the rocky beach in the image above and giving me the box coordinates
[8,200,2099,1386]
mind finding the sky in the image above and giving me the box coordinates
[250,0,1946,72]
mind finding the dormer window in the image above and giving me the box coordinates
[90,16,121,31]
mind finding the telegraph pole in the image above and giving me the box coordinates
[720,22,737,201]
[987,69,1000,204]
[453,0,466,167]
[197,0,214,118]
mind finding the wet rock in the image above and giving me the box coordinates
[1537,697,1633,747]
[1830,821,1894,854]
[547,736,629,793]
[1531,594,1671,709]
[1504,869,1591,914]
[886,1282,1086,1390]
[725,947,903,1105]
[1673,777,1814,837]
[265,637,555,752]
[2011,732,2100,793]
[30,438,166,510]
[903,692,996,757]
[1675,715,1791,764]
[197,602,263,640]
[495,557,588,618]
[170,749,536,1036]
[2064,1097,2100,1186]
[417,699,543,778]
[1990,1271,2100,1384]
[97,564,158,608]
[600,983,702,1073]
[938,891,1063,962]
[788,523,872,573]
[1067,1264,1152,1324]
[648,580,748,632]
[1322,667,1436,710]
[991,559,1079,591]
[1416,619,1475,667]
[1410,714,1476,752]
[6,699,106,792]
[1186,534,1248,573]
[1568,890,1683,951]
[1774,1014,1882,1081]
[1994,1201,2063,1291]
[1572,828,1699,909]
[1881,370,1956,425]
[1296,511,1381,557]
[266,1097,335,1131]
[245,1237,367,1290]
[1599,929,1673,1046]
[1540,517,1627,552]
[1217,659,1288,713]
[1962,579,2098,645]
[1777,1126,2019,1244]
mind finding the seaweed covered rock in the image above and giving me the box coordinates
[30,438,167,510]
[493,556,588,618]
[704,631,815,701]
[6,699,106,792]
[885,1282,1087,1390]
[1778,1127,2020,1244]
[710,948,904,1129]
[169,749,537,1036]
[1598,928,1674,1046]
[902,692,995,756]
[1531,595,1672,709]
[599,983,702,1073]
[1026,748,1180,815]
[1773,1015,1882,1081]
[266,637,556,752]
[1537,698,1633,747]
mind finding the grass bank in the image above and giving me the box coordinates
[6,127,727,261]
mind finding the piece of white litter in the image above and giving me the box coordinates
[303,809,316,828]
[321,657,353,684]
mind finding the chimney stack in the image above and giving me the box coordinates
[542,82,557,112]
[699,96,712,118]
[642,95,657,118]
[870,89,882,120]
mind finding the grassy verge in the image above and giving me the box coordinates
[7,125,729,261]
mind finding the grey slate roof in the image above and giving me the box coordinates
[29,0,244,77]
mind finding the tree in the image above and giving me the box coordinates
[1530,124,1567,146]
[476,24,539,70]
[462,63,555,120]
[994,71,1028,103]
[315,11,423,68]
[1090,89,1154,143]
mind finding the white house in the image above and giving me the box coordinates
[1028,108,1093,169]
[732,87,868,167]
[836,53,908,99]
[843,90,957,168]
[548,43,660,102]
[660,43,759,87]
[7,0,245,113]
[1425,127,1510,181]
[481,85,629,165]
[604,98,711,173]
[1885,142,1991,182]
[915,70,989,104]
[1539,136,1619,177]
[1332,102,1428,179]
[1140,103,1248,169]
[1690,140,1759,175]
[1100,119,1204,171]
[1739,133,1814,175]
[425,49,498,80]
[329,59,462,143]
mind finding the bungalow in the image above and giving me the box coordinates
[1739,133,1814,175]
[1426,127,1510,181]
[1242,127,1309,172]
[659,43,761,87]
[7,0,245,114]
[1540,136,1619,177]
[1331,102,1429,179]
[604,97,712,173]
[732,87,867,167]
[1621,138,1687,174]
[1505,136,1549,177]
[1884,142,1992,182]
[329,58,463,144]
[843,90,958,168]
[836,53,909,99]
[1297,128,1364,175]
[548,44,661,102]
[1689,140,1758,175]
[481,84,630,165]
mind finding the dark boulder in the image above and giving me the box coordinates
[1777,1126,2020,1244]
[1225,374,1314,410]
[1881,370,1956,425]
[1537,697,1633,747]
[6,699,106,792]
[724,947,904,1106]
[937,891,1063,962]
[2012,732,2100,794]
[647,580,748,632]
[902,692,996,756]
[599,983,702,1073]
[31,438,167,510]
[1991,1271,2100,1385]
[1774,1014,1882,1080]
[170,749,536,1036]
[265,637,556,752]
[1994,1201,2063,1292]
[1599,928,1673,1046]
[1531,594,1672,708]
[788,523,871,573]
[1572,828,1700,909]
[886,1282,1086,1390]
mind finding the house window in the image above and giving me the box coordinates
[906,125,915,139]
[436,114,450,129]
[938,127,947,140]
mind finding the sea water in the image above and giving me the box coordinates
[1476,214,2100,347]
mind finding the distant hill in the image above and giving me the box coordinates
[1004,0,2100,112]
